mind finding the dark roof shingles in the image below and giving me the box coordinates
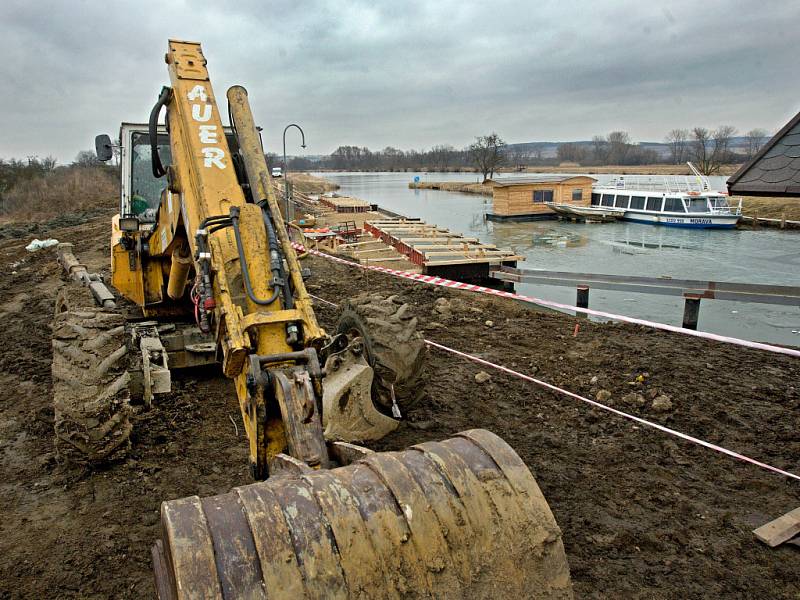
[728,111,800,196]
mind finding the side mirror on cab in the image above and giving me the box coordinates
[95,134,113,162]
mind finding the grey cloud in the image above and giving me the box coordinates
[1,0,798,163]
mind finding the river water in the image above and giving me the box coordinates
[313,171,800,346]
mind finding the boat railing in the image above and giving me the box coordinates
[607,175,711,194]
[709,197,742,216]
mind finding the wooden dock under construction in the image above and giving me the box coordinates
[356,219,522,284]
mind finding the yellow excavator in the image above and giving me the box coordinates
[51,39,572,598]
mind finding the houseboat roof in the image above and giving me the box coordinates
[489,175,597,187]
[727,109,800,197]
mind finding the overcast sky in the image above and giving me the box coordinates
[2,0,799,163]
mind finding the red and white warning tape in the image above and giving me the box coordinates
[424,339,800,483]
[307,292,800,483]
[294,242,800,358]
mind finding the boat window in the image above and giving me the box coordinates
[688,197,709,212]
[630,195,645,210]
[663,197,686,212]
[533,189,553,203]
[711,196,730,209]
[615,195,630,209]
[646,197,662,212]
[572,188,583,202]
[591,193,601,206]
[601,193,615,207]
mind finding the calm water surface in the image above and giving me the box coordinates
[313,171,800,346]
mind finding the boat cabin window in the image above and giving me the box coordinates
[630,195,645,210]
[687,197,709,212]
[601,193,615,207]
[663,197,686,213]
[591,193,601,206]
[710,196,730,209]
[533,189,553,203]
[572,188,583,202]
[646,197,662,212]
[615,195,630,209]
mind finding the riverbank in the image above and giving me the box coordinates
[408,180,493,195]
[284,172,340,194]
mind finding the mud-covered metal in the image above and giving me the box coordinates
[153,429,573,599]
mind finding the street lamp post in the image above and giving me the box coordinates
[282,123,306,221]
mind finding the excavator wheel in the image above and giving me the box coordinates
[51,284,132,463]
[336,294,426,414]
[152,429,573,599]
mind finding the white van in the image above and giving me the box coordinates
[271,166,283,178]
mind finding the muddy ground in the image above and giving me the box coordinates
[0,211,798,599]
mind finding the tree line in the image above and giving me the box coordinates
[277,126,769,178]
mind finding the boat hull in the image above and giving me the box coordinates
[621,211,739,229]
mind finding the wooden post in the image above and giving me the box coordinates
[781,211,786,229]
[682,293,702,330]
[576,285,589,317]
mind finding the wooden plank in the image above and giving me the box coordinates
[753,507,800,547]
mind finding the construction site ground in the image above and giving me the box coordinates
[1,210,799,599]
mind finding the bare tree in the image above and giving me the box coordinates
[429,144,454,171]
[606,131,631,164]
[468,133,506,181]
[745,128,769,160]
[664,128,689,164]
[591,135,608,164]
[73,150,101,167]
[690,125,737,175]
[112,137,122,166]
[556,143,586,164]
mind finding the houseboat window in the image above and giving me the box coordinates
[646,197,662,212]
[663,197,686,212]
[572,188,583,201]
[615,195,630,209]
[687,198,709,212]
[533,190,553,203]
[591,193,601,206]
[601,193,615,207]
[630,195,645,210]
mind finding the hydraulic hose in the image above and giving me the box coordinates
[229,207,281,306]
[259,201,294,310]
[149,86,172,178]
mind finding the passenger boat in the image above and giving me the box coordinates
[589,171,742,229]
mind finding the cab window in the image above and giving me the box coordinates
[130,132,171,219]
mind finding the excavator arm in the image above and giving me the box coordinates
[157,40,330,477]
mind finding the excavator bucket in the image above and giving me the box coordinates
[152,429,573,599]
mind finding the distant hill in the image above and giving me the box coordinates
[505,136,762,159]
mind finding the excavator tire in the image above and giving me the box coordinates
[51,284,132,463]
[152,429,573,599]
[336,294,426,414]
